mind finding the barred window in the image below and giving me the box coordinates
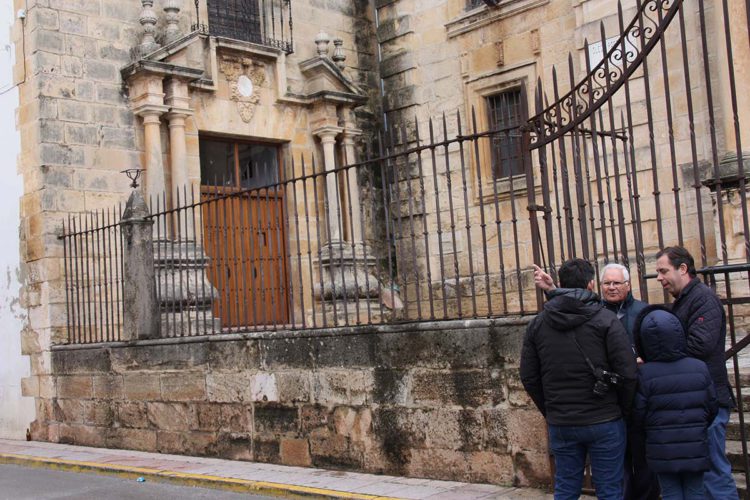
[487,88,525,179]
[207,0,263,45]
[467,0,485,8]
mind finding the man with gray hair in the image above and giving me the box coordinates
[534,263,646,344]
[534,262,658,500]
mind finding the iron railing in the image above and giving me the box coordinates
[61,117,537,343]
[193,0,293,54]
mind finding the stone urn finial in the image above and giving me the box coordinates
[139,0,160,54]
[163,0,182,45]
[315,30,331,57]
[332,38,346,69]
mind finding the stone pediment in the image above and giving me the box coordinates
[122,31,205,84]
[299,56,366,104]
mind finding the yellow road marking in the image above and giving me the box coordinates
[0,452,404,500]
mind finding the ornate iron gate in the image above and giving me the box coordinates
[524,0,750,493]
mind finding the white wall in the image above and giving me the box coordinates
[0,2,34,439]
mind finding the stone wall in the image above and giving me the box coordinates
[42,318,550,487]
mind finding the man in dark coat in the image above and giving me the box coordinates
[632,306,717,499]
[533,262,658,500]
[655,246,737,499]
[521,259,638,500]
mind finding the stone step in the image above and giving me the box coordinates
[735,472,748,499]
[727,439,750,473]
[728,412,750,441]
[734,388,750,412]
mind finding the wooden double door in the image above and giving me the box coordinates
[199,138,289,328]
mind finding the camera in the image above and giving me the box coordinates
[592,367,624,397]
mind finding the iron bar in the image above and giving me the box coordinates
[599,22,630,267]
[428,118,449,319]
[583,41,610,267]
[456,112,478,317]
[677,5,707,271]
[469,108,492,316]
[655,2,684,248]
[400,124,423,320]
[441,114,463,318]
[567,54,591,260]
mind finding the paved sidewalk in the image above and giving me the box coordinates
[0,438,555,499]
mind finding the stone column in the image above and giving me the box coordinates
[341,128,364,246]
[135,107,168,202]
[316,127,343,244]
[121,189,159,340]
[165,78,194,238]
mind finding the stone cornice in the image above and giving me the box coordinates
[132,103,170,117]
[121,60,204,83]
[446,0,549,39]
[313,125,344,140]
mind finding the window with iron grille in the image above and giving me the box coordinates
[467,0,486,8]
[487,87,526,179]
[208,0,262,44]
[203,0,294,54]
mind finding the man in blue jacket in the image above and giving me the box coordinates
[655,246,737,500]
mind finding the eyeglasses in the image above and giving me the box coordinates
[602,281,628,288]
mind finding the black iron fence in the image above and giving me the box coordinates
[193,0,293,54]
[60,116,538,343]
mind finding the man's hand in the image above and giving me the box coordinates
[533,264,556,292]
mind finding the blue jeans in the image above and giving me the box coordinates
[658,472,704,500]
[548,418,626,500]
[704,407,739,499]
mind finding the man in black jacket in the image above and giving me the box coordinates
[521,259,638,500]
[533,262,659,500]
[655,246,737,499]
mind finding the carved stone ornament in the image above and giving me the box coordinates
[219,56,267,123]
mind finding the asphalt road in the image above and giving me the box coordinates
[0,464,277,499]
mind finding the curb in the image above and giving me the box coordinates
[0,452,403,500]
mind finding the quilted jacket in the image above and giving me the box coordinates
[667,278,733,407]
[520,288,638,426]
[633,306,717,473]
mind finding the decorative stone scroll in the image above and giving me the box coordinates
[219,55,267,123]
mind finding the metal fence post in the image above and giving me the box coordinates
[121,189,159,340]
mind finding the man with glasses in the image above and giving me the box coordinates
[533,262,659,500]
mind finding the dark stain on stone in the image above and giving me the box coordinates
[254,403,299,435]
[372,408,410,474]
[372,369,405,404]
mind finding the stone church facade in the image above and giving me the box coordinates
[10,0,750,489]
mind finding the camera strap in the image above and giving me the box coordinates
[567,332,599,377]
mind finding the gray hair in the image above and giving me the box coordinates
[600,263,630,282]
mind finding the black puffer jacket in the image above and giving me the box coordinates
[520,288,638,426]
[633,306,718,473]
[668,278,733,407]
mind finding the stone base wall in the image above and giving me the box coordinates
[40,318,550,487]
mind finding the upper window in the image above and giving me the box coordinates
[487,87,525,179]
[207,0,263,45]
[467,0,486,8]
[203,0,294,54]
